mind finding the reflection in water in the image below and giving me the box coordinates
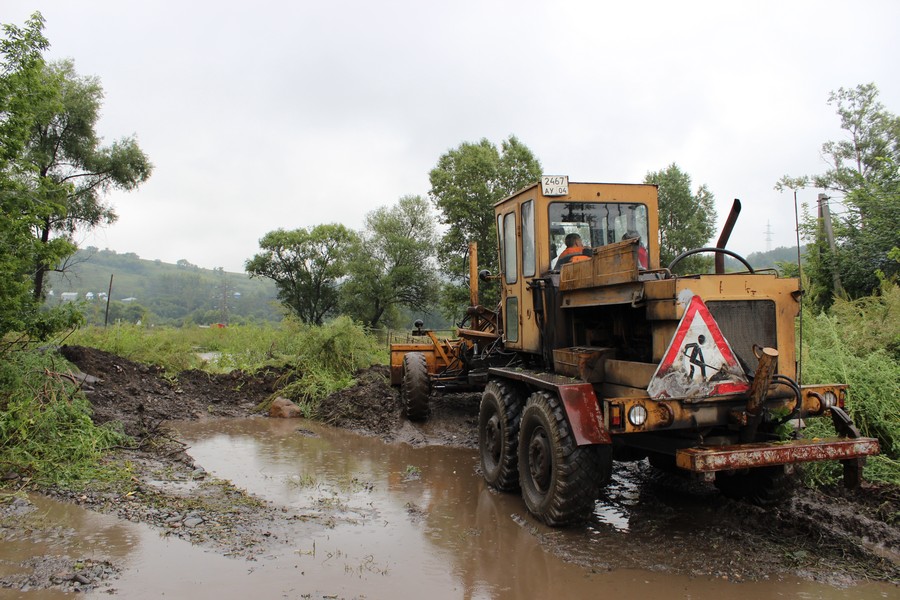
[169,418,889,600]
[0,417,892,599]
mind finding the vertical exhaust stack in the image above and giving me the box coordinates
[715,199,742,274]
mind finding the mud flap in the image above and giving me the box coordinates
[830,406,865,489]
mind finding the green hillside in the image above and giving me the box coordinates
[723,245,806,272]
[45,248,281,325]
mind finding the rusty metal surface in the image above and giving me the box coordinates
[675,437,880,472]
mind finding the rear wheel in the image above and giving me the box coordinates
[479,380,522,492]
[401,352,430,422]
[518,391,607,526]
[714,466,795,506]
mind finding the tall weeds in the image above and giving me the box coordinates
[65,316,381,418]
[800,282,900,486]
[275,317,380,417]
[65,320,313,373]
[0,349,128,487]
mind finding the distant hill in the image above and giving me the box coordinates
[725,245,806,272]
[45,248,281,325]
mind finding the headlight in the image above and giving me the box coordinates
[822,391,838,408]
[628,405,648,427]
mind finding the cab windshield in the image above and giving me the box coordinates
[549,202,649,267]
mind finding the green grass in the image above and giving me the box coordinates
[64,316,389,375]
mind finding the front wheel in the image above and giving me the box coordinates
[518,391,607,526]
[401,352,430,422]
[479,380,522,492]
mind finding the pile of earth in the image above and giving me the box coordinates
[58,344,284,437]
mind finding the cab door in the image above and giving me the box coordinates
[498,198,539,353]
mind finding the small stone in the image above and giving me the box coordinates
[184,517,204,528]
[269,397,302,418]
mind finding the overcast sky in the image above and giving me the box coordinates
[6,1,900,272]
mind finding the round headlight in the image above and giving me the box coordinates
[823,391,838,408]
[628,405,648,427]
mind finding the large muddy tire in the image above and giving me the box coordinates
[714,466,795,506]
[479,380,523,492]
[517,391,605,526]
[401,352,430,422]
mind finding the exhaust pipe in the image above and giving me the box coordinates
[715,199,741,274]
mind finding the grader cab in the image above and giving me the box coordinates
[393,177,879,526]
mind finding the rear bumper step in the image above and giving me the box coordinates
[676,437,880,472]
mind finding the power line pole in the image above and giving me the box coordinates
[764,220,773,252]
[817,193,845,296]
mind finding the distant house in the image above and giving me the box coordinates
[61,292,78,302]
[121,297,137,303]
[85,292,95,300]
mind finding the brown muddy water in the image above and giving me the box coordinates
[1,417,895,599]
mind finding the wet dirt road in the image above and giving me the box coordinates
[1,417,895,599]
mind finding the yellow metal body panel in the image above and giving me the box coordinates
[494,182,660,354]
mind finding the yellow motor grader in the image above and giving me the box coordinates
[391,177,879,526]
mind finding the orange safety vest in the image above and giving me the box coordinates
[557,246,590,265]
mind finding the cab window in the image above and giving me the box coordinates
[522,200,535,278]
[549,202,649,269]
[503,212,517,284]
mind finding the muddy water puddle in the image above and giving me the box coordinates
[0,417,894,599]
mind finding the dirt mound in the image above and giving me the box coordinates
[316,365,399,435]
[58,345,281,437]
[316,365,480,447]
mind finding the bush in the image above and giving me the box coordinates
[276,317,380,416]
[0,348,128,487]
[800,283,900,486]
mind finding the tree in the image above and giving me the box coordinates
[341,195,439,329]
[24,58,152,300]
[429,136,542,315]
[643,163,717,274]
[779,83,900,305]
[245,224,357,325]
[0,12,81,338]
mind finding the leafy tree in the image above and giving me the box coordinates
[24,58,152,300]
[245,224,357,324]
[643,163,717,274]
[0,12,81,338]
[429,136,542,315]
[341,195,439,329]
[779,83,900,305]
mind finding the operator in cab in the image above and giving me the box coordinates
[554,233,592,269]
[622,230,649,269]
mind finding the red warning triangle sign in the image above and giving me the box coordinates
[647,295,749,399]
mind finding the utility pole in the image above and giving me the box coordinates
[764,220,773,253]
[217,268,230,325]
[817,193,845,296]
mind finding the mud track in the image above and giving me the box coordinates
[1,345,896,594]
